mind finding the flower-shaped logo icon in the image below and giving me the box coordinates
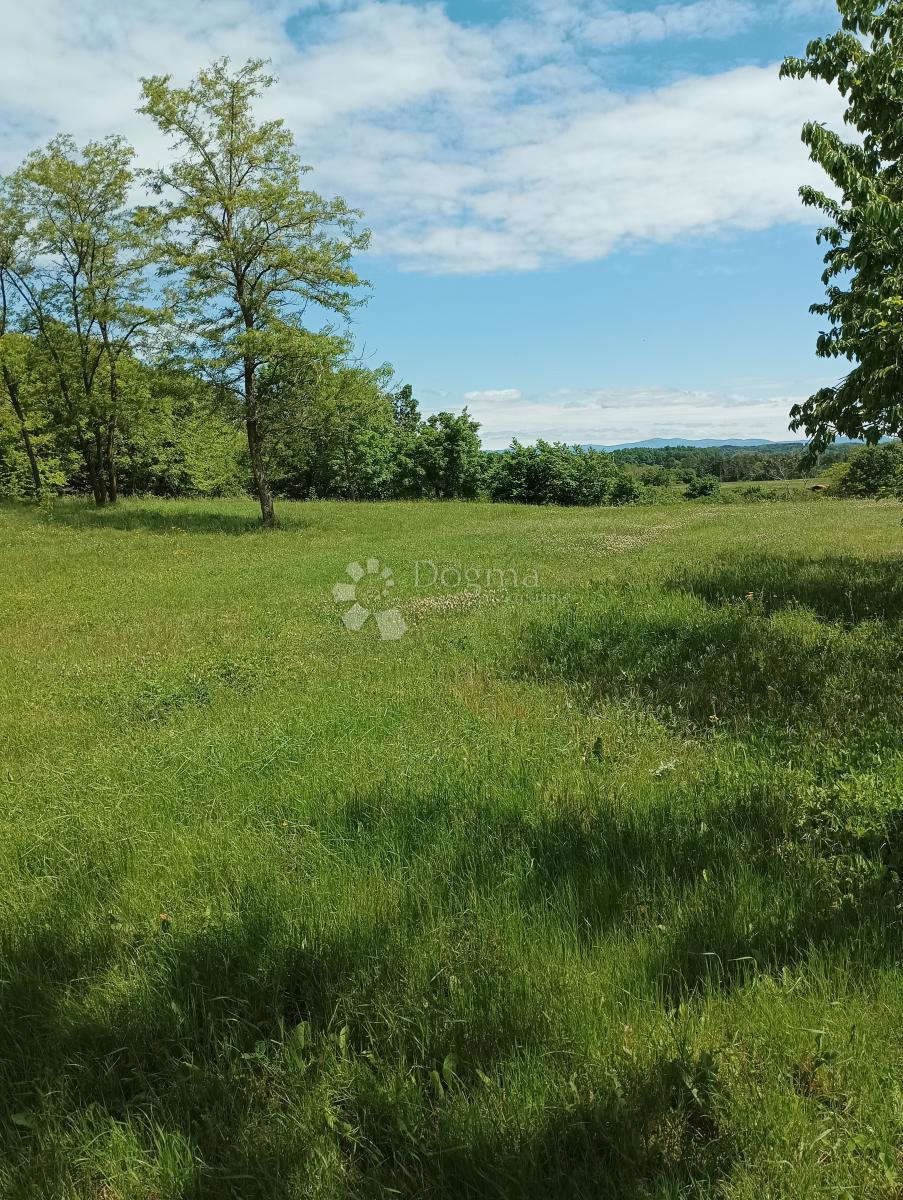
[332,559,408,641]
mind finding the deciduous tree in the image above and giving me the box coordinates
[2,136,152,503]
[139,58,370,526]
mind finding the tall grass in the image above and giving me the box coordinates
[0,495,901,1198]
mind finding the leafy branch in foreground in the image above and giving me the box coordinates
[781,0,903,454]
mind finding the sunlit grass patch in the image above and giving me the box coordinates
[0,496,901,1197]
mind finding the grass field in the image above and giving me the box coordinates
[1,494,902,1199]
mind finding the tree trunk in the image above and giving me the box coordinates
[104,344,120,503]
[105,452,118,503]
[105,414,118,504]
[80,426,107,506]
[2,366,42,498]
[246,413,275,526]
[107,456,118,504]
[92,424,109,506]
[244,356,275,527]
[86,454,108,506]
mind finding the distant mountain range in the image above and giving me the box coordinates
[487,437,874,454]
[587,437,786,451]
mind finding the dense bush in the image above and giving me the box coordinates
[487,440,639,506]
[684,474,721,499]
[834,443,903,499]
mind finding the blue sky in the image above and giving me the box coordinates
[0,0,846,445]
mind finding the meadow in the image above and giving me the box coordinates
[0,493,902,1199]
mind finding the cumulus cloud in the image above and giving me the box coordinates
[0,0,843,273]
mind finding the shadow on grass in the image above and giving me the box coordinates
[510,551,903,1001]
[518,581,903,748]
[335,1050,734,1198]
[516,783,903,1002]
[670,551,903,626]
[0,919,736,1197]
[333,775,903,1007]
[1,498,315,536]
[44,500,269,536]
[0,894,552,1197]
[1,779,898,1194]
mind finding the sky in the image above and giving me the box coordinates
[0,0,849,446]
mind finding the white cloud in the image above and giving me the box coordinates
[451,384,815,448]
[433,67,839,270]
[464,389,524,403]
[522,0,832,45]
[581,1,756,47]
[0,0,843,274]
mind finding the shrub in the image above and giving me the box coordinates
[684,474,721,500]
[487,441,636,506]
[834,443,903,499]
[738,484,771,501]
[609,475,643,505]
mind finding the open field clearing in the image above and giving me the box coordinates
[1,496,902,1199]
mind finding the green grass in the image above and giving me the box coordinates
[0,494,902,1199]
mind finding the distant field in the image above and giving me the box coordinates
[1,495,902,1199]
[718,477,818,493]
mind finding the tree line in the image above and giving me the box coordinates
[3,355,874,507]
[607,442,856,482]
[0,350,641,505]
[0,345,491,504]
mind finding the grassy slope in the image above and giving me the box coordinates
[0,495,901,1199]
